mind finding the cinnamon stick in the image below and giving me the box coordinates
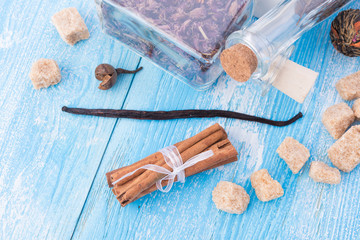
[118,140,238,206]
[116,129,228,205]
[112,139,234,196]
[106,123,239,207]
[113,156,237,197]
[106,123,225,187]
[131,156,238,204]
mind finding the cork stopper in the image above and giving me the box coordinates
[220,44,258,82]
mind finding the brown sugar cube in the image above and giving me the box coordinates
[29,58,61,89]
[52,7,89,46]
[353,99,360,119]
[309,161,341,184]
[336,71,360,101]
[212,181,250,214]
[250,169,284,202]
[276,137,310,174]
[322,103,355,139]
[328,125,360,172]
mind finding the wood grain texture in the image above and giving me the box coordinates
[1,0,360,240]
[0,1,141,239]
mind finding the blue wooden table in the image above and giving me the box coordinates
[1,1,360,239]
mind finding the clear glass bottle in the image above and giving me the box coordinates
[95,0,254,90]
[225,0,353,87]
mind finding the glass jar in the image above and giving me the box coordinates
[95,0,254,90]
[225,0,353,87]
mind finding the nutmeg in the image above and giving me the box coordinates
[94,63,143,90]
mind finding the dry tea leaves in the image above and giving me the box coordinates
[112,0,250,57]
[330,9,360,57]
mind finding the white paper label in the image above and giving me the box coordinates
[272,60,319,103]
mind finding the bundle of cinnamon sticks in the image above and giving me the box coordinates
[106,123,238,207]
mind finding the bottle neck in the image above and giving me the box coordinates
[226,0,353,82]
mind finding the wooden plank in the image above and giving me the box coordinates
[71,58,232,240]
[210,5,360,239]
[2,0,360,239]
[0,1,142,239]
[71,2,360,240]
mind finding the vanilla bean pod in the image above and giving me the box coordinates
[62,106,303,127]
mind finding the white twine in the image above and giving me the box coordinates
[112,145,214,193]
